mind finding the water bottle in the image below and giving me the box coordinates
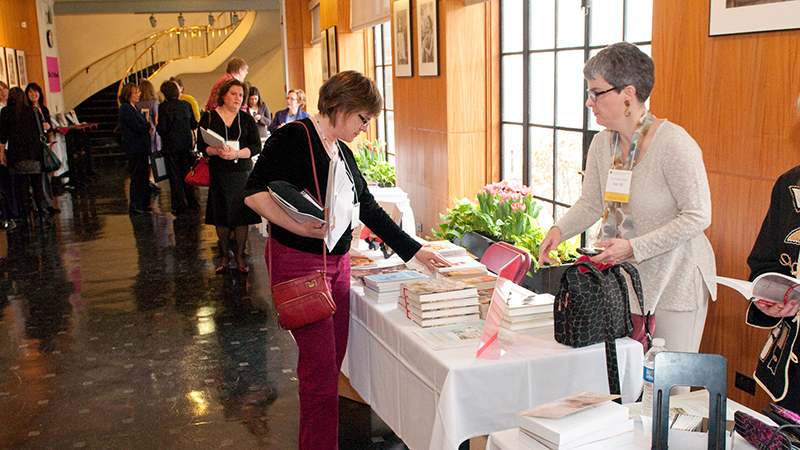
[640,338,667,417]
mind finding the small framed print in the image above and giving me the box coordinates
[16,50,27,88]
[6,48,18,88]
[416,0,439,77]
[0,49,6,85]
[710,0,800,36]
[321,29,329,81]
[327,27,338,76]
[394,0,413,77]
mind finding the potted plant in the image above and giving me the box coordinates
[353,139,395,187]
[430,181,579,294]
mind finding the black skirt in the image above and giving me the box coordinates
[205,169,261,227]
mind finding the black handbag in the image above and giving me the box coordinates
[42,139,61,173]
[553,260,644,398]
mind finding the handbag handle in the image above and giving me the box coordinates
[268,121,327,285]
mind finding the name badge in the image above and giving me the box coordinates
[352,202,360,227]
[604,169,632,203]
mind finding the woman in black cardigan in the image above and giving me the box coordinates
[118,82,153,214]
[156,80,198,215]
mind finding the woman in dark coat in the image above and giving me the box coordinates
[118,82,153,214]
[156,81,198,215]
[0,87,49,226]
[198,78,261,274]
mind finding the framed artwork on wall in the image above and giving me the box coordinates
[0,49,6,85]
[416,0,439,76]
[394,0,413,77]
[327,27,338,76]
[16,50,27,88]
[321,29,329,81]
[710,0,800,36]
[5,48,18,88]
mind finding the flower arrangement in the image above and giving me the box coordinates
[353,139,395,185]
[431,181,578,270]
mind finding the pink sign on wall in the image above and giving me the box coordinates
[47,57,61,93]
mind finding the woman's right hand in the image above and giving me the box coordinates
[755,298,800,318]
[537,226,562,266]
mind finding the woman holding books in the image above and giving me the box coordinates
[198,78,261,274]
[244,70,448,450]
[537,42,716,355]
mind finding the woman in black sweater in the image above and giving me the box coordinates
[156,80,198,215]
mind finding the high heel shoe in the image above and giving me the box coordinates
[215,264,228,274]
[237,266,249,275]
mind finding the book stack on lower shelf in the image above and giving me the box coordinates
[501,284,555,332]
[363,271,429,303]
[397,278,480,327]
[515,399,634,450]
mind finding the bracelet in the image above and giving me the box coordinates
[234,149,239,164]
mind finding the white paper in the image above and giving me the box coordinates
[324,157,355,250]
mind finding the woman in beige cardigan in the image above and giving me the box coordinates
[538,42,716,354]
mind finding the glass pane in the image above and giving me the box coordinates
[386,110,395,164]
[502,54,524,123]
[626,0,652,43]
[383,66,394,110]
[529,0,555,51]
[539,202,555,228]
[556,0,584,48]
[528,126,554,200]
[374,24,382,62]
[554,129,584,206]
[529,52,554,126]
[555,50,584,129]
[383,22,393,65]
[502,124,524,183]
[377,113,385,142]
[502,0,524,53]
[589,0,623,47]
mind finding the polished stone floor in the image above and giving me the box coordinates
[0,160,408,450]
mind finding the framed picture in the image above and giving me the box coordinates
[0,49,6,85]
[394,0,413,77]
[321,29,329,81]
[327,27,338,76]
[5,48,18,88]
[16,50,27,88]
[416,0,439,76]
[710,0,800,36]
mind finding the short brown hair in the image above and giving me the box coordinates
[226,57,248,75]
[317,71,382,127]
[215,79,247,107]
[289,89,306,110]
[160,80,180,100]
[119,82,139,104]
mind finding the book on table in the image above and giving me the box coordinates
[459,274,499,290]
[364,286,402,303]
[713,272,800,305]
[351,264,411,284]
[398,304,481,327]
[505,292,555,316]
[422,240,468,258]
[515,396,630,447]
[363,270,428,292]
[442,268,490,280]
[431,256,487,275]
[400,278,478,302]
[398,299,479,319]
[518,422,634,450]
[501,315,554,332]
[401,294,481,311]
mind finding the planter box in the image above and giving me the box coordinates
[451,231,496,260]
[522,263,572,296]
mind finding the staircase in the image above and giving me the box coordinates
[73,83,123,157]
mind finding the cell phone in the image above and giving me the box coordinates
[577,247,602,256]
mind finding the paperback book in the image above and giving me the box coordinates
[400,278,478,302]
[459,274,499,290]
[431,256,487,275]
[401,295,480,311]
[714,272,800,305]
[442,268,490,280]
[363,270,428,292]
[423,240,468,258]
[268,180,325,223]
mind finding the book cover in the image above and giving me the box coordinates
[506,293,555,317]
[459,274,499,290]
[401,295,480,311]
[364,285,401,303]
[442,268,489,280]
[713,272,800,305]
[350,265,410,284]
[423,240,468,257]
[432,256,487,274]
[200,127,226,148]
[269,181,325,223]
[404,309,481,328]
[500,317,554,331]
[400,278,478,302]
[516,400,629,445]
[364,270,428,291]
[403,301,480,319]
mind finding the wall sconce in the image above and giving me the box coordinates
[208,13,215,26]
[149,14,156,28]
[232,12,239,26]
[178,14,184,27]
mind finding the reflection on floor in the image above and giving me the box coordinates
[0,161,408,449]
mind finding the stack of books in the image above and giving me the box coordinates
[423,240,469,258]
[477,288,494,319]
[433,256,488,277]
[397,278,480,327]
[363,271,429,303]
[500,285,555,332]
[459,273,499,290]
[516,398,634,450]
[442,267,490,281]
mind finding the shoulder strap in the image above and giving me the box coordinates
[611,262,650,349]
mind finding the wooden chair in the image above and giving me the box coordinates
[480,242,531,284]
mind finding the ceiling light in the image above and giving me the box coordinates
[178,14,184,27]
[149,14,156,28]
[208,13,214,26]
[232,12,239,26]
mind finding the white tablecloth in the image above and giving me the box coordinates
[342,286,644,450]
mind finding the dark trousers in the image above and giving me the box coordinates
[12,173,47,220]
[164,152,199,212]
[127,151,150,211]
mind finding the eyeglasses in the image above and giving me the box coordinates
[358,114,371,126]
[287,96,298,102]
[587,86,618,102]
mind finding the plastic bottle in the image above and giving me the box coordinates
[640,338,667,417]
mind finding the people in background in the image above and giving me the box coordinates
[744,93,800,414]
[198,79,261,274]
[0,81,8,109]
[25,82,59,216]
[118,82,153,215]
[268,89,310,134]
[538,42,716,354]
[243,71,449,450]
[135,80,161,190]
[156,80,199,216]
[0,81,16,228]
[204,57,248,112]
[246,86,271,139]
[0,87,50,226]
[170,76,200,122]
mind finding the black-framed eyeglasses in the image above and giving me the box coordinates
[587,86,618,102]
[358,114,371,126]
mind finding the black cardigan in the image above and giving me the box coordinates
[244,118,421,259]
[157,99,197,154]
[0,105,43,165]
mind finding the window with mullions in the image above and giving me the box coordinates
[373,22,395,164]
[500,0,652,235]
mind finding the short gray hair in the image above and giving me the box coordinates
[584,42,654,103]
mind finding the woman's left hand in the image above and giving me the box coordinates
[591,238,633,265]
[414,247,451,272]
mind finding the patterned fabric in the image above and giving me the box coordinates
[735,410,792,450]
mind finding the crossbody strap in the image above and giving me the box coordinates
[268,121,327,286]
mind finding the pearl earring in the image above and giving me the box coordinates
[624,100,631,117]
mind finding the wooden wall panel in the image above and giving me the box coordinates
[0,0,44,92]
[653,0,800,409]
